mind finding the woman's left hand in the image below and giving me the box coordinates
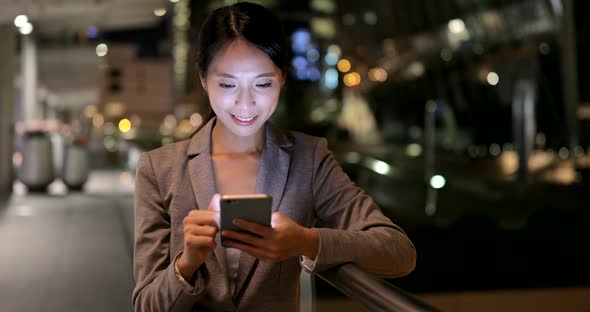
[221,212,319,263]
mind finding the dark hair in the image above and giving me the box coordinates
[197,2,289,78]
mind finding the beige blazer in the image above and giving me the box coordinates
[133,118,416,311]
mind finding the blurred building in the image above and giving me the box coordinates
[99,44,173,128]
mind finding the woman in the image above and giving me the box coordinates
[133,2,416,311]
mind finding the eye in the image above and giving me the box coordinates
[256,82,272,88]
[219,83,235,89]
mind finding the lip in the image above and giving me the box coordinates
[230,114,258,126]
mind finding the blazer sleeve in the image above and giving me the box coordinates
[132,152,206,311]
[302,138,416,278]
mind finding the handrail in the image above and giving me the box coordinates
[314,264,440,312]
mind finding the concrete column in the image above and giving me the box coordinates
[22,33,38,123]
[0,25,16,196]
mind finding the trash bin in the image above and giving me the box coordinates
[18,130,55,192]
[62,137,89,191]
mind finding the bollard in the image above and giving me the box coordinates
[18,131,55,192]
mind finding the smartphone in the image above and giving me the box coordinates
[220,194,272,247]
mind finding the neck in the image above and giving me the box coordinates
[211,122,265,154]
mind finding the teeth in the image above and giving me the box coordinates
[234,115,255,122]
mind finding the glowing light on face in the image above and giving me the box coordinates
[203,39,283,138]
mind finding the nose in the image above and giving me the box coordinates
[235,88,255,107]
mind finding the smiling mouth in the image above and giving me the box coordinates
[230,114,258,126]
[232,115,256,122]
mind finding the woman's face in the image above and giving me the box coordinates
[202,38,284,138]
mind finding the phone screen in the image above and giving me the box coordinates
[220,194,272,246]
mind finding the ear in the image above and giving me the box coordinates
[200,75,207,92]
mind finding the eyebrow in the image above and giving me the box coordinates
[214,72,277,78]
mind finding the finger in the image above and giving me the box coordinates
[185,235,217,250]
[184,212,218,228]
[183,211,217,227]
[188,209,218,219]
[233,219,272,237]
[185,224,218,237]
[222,230,264,246]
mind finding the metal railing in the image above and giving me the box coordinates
[312,264,440,312]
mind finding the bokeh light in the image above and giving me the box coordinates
[118,118,132,133]
[343,72,361,87]
[337,59,351,73]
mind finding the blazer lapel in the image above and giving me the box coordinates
[256,123,292,213]
[186,118,227,273]
[234,123,293,302]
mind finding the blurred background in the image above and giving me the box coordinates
[1,0,589,311]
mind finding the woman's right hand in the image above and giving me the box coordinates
[177,194,221,282]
